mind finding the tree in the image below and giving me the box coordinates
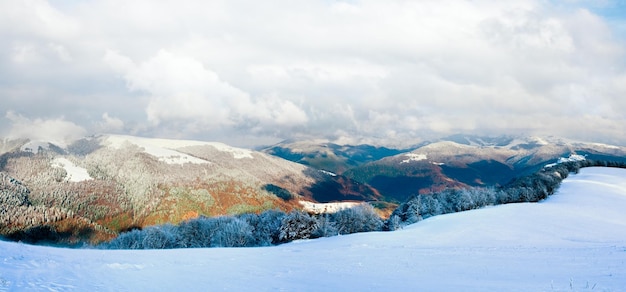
[141,224,178,249]
[279,211,318,242]
[105,228,145,249]
[385,215,401,231]
[419,195,442,219]
[210,217,254,247]
[177,216,214,248]
[240,210,285,246]
[332,204,383,235]
[311,213,338,238]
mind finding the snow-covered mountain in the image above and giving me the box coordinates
[3,133,625,244]
[261,139,416,174]
[260,135,626,202]
[1,167,624,291]
[342,135,626,202]
[0,135,378,244]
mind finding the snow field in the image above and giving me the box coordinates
[51,158,92,182]
[103,135,255,164]
[400,153,427,164]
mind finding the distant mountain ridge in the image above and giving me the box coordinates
[261,139,418,174]
[263,135,626,202]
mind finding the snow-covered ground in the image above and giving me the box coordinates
[544,153,587,169]
[400,153,427,164]
[1,167,626,291]
[51,158,92,182]
[102,135,254,164]
[299,200,363,214]
[103,135,211,164]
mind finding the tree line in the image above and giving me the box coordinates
[101,204,383,249]
[387,159,626,230]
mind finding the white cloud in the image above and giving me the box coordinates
[4,112,86,147]
[0,0,625,146]
[104,49,309,135]
[105,49,248,126]
[97,112,125,133]
[47,42,72,62]
[0,0,79,39]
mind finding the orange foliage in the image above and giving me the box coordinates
[181,210,199,221]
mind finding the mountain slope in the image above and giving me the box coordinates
[0,135,379,243]
[343,135,626,202]
[261,139,415,174]
[1,167,624,291]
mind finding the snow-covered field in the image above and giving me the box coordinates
[51,158,92,182]
[1,167,626,291]
[103,135,254,164]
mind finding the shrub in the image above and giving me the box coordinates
[279,211,318,242]
[177,217,213,248]
[141,224,178,249]
[240,210,285,246]
[311,214,338,238]
[210,217,254,247]
[106,228,145,249]
[332,204,383,235]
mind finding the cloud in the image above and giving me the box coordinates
[4,112,86,147]
[0,0,625,146]
[97,112,125,133]
[104,49,309,135]
[105,49,246,126]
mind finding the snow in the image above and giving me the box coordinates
[1,167,626,291]
[400,153,427,164]
[299,200,363,214]
[51,157,93,182]
[319,169,337,177]
[557,154,586,163]
[529,136,549,145]
[20,141,51,153]
[590,142,620,149]
[545,153,586,168]
[103,135,254,164]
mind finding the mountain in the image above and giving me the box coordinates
[341,135,626,202]
[1,167,624,291]
[0,135,379,244]
[261,139,417,174]
[3,133,624,244]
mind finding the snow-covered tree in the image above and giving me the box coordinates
[177,217,213,248]
[240,210,285,246]
[210,217,254,247]
[106,229,145,249]
[141,224,178,249]
[332,204,382,235]
[279,211,318,242]
[311,214,338,238]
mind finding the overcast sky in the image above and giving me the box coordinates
[1,0,625,147]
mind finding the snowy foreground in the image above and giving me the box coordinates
[2,167,626,291]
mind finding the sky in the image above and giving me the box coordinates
[1,0,625,148]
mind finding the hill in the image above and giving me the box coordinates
[0,167,624,291]
[0,135,379,243]
[343,135,626,202]
[261,139,416,174]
